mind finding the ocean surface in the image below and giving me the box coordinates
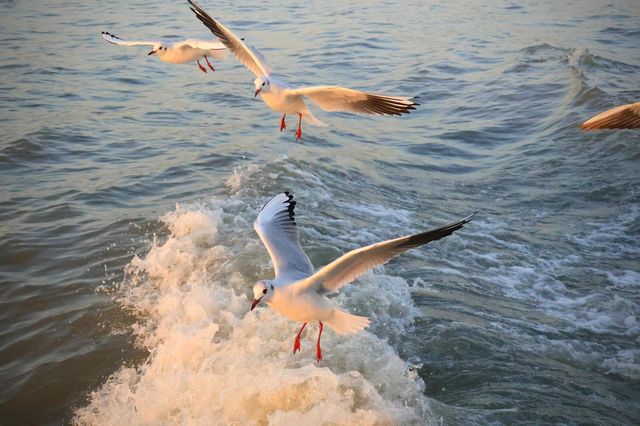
[1,0,639,424]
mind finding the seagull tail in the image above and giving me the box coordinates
[325,309,370,335]
[303,111,328,127]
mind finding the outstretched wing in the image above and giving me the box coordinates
[101,31,156,47]
[177,39,230,59]
[296,212,476,294]
[581,102,640,130]
[188,0,272,77]
[288,86,419,116]
[254,192,314,280]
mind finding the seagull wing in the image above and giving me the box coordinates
[177,39,230,59]
[581,102,640,130]
[188,0,272,77]
[254,193,314,280]
[287,86,419,116]
[295,212,476,294]
[101,31,156,47]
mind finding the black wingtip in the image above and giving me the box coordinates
[283,192,296,221]
[287,204,296,220]
[102,31,121,40]
[188,0,204,14]
[397,212,476,250]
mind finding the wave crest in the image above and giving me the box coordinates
[74,197,434,425]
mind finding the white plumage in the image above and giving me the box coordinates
[101,31,229,73]
[250,192,475,362]
[188,0,418,140]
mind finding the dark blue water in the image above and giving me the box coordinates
[1,0,639,424]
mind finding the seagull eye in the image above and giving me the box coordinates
[262,288,267,294]
[262,82,265,86]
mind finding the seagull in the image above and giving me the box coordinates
[188,1,419,140]
[101,31,229,73]
[581,102,640,130]
[250,192,475,362]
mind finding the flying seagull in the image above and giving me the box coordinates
[581,102,640,130]
[101,31,229,73]
[187,1,419,140]
[250,192,475,362]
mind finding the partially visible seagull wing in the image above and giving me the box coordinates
[177,39,230,59]
[101,31,156,47]
[254,192,314,279]
[581,102,640,130]
[297,212,476,294]
[188,0,272,77]
[287,86,419,116]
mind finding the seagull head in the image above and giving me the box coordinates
[148,43,166,56]
[251,280,273,311]
[254,76,270,97]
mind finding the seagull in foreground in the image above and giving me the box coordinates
[101,31,229,73]
[250,192,475,362]
[581,102,640,130]
[188,1,419,140]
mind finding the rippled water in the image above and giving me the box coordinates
[1,0,639,424]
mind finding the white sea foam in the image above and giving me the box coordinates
[74,196,434,425]
[602,348,640,381]
[606,270,640,289]
[463,205,640,338]
[225,164,262,193]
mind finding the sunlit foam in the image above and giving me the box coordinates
[74,198,434,425]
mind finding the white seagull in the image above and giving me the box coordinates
[101,31,229,73]
[250,192,475,362]
[581,102,640,130]
[188,1,419,140]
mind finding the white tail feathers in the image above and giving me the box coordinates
[303,112,328,127]
[325,309,370,335]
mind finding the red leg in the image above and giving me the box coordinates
[295,113,303,141]
[280,114,287,132]
[197,59,207,73]
[204,55,215,72]
[293,322,307,353]
[315,321,323,362]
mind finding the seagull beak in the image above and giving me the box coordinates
[250,296,263,311]
[148,50,156,56]
[254,88,261,97]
